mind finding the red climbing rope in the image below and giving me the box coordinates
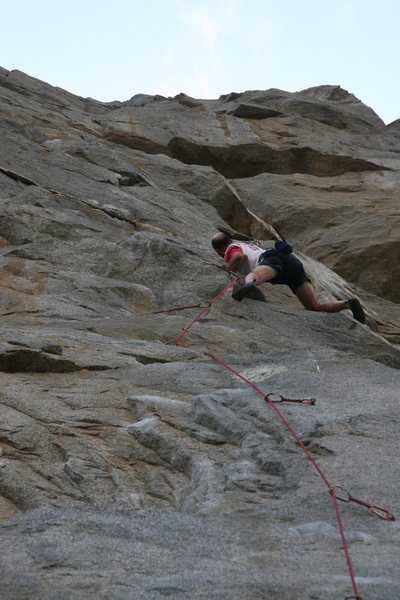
[174,278,239,346]
[203,351,361,598]
[165,278,394,599]
[204,351,332,486]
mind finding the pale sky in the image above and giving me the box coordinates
[1,0,399,124]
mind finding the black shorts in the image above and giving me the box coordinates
[258,250,310,293]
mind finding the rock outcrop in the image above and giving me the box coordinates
[0,68,399,599]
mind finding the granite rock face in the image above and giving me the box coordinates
[0,68,399,599]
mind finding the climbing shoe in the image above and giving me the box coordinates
[232,282,256,302]
[347,298,366,324]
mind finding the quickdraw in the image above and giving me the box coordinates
[331,485,395,521]
[152,302,211,314]
[266,393,316,406]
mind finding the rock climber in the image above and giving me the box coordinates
[211,232,366,323]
